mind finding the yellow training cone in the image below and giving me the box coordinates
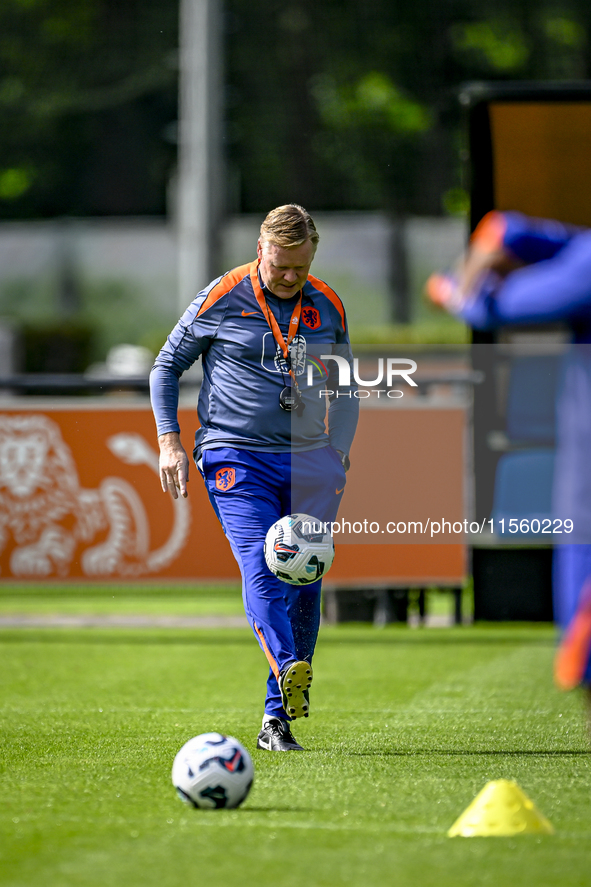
[448,779,554,837]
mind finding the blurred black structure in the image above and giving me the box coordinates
[323,587,464,627]
[462,81,591,621]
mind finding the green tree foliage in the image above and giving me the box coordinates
[0,0,177,218]
[226,0,591,213]
[0,0,590,218]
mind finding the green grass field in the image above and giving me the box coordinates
[0,584,246,618]
[1,587,590,887]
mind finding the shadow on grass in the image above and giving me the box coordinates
[0,627,555,647]
[319,630,555,648]
[239,806,314,813]
[345,749,588,756]
[0,629,255,646]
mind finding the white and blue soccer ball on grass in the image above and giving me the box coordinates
[172,733,254,809]
[264,513,335,585]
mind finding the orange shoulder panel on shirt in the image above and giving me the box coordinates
[196,261,255,317]
[307,274,346,332]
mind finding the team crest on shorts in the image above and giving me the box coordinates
[301,307,321,329]
[215,467,236,491]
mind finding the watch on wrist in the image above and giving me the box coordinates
[336,450,350,472]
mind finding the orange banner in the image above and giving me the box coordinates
[0,404,465,584]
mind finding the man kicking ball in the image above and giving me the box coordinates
[150,204,358,750]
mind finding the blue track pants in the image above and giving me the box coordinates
[553,544,591,684]
[200,445,346,718]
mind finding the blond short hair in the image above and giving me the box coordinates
[259,204,319,249]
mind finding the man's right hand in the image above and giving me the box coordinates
[158,432,189,499]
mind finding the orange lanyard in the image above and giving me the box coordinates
[249,261,302,384]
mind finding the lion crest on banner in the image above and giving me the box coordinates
[0,414,190,578]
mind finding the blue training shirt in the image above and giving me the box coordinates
[150,260,359,460]
[459,212,591,341]
[456,212,591,543]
